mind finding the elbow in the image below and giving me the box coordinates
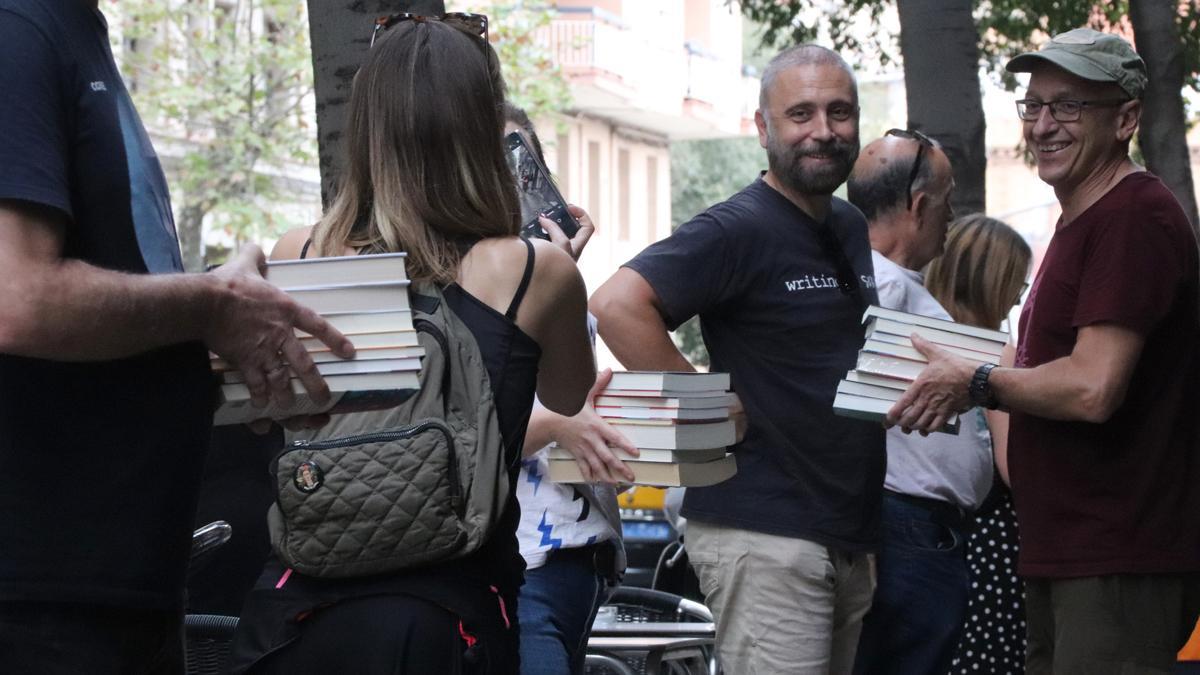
[1076,383,1126,424]
[0,301,40,355]
[588,290,619,339]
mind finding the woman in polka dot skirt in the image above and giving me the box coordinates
[923,215,1033,674]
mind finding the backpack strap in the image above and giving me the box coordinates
[299,238,313,260]
[504,238,536,321]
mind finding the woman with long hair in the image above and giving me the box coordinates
[930,214,1033,674]
[230,15,594,674]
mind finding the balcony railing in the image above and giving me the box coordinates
[541,12,758,138]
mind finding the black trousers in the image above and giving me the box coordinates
[0,601,183,675]
[250,593,518,675]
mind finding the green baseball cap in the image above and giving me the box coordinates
[1006,28,1147,100]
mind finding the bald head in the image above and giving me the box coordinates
[849,135,950,220]
[849,134,955,269]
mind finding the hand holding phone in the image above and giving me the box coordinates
[504,131,581,241]
[539,205,595,262]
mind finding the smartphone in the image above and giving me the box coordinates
[504,131,581,241]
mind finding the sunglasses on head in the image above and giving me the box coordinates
[371,12,489,48]
[885,128,936,210]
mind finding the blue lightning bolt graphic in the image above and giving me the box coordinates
[522,458,542,495]
[537,510,563,549]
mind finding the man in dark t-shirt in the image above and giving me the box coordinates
[894,28,1200,673]
[0,1,353,671]
[591,44,884,672]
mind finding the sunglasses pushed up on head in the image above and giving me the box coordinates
[370,12,488,48]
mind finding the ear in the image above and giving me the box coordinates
[1115,99,1141,143]
[910,190,929,226]
[755,110,769,150]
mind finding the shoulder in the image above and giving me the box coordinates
[832,197,869,228]
[269,226,314,261]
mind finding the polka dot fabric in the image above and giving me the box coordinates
[952,484,1026,673]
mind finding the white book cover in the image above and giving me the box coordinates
[221,357,422,384]
[547,446,729,464]
[287,282,411,315]
[843,369,909,391]
[597,389,733,401]
[862,339,991,365]
[595,406,729,421]
[267,252,408,289]
[546,453,737,487]
[213,344,426,372]
[866,318,1005,356]
[863,306,1010,343]
[603,419,736,450]
[220,370,421,401]
[607,371,730,394]
[833,392,959,433]
[855,352,924,382]
[836,379,903,401]
[295,313,415,338]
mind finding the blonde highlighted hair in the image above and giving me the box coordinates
[312,19,520,283]
[924,214,1032,330]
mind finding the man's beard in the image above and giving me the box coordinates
[767,134,859,196]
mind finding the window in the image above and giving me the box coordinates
[647,156,659,238]
[618,148,630,240]
[588,141,601,225]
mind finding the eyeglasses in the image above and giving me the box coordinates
[371,12,489,48]
[1015,98,1130,122]
[885,128,936,210]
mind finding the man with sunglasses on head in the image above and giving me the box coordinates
[591,44,883,673]
[845,133,983,675]
[0,1,352,672]
[890,28,1200,673]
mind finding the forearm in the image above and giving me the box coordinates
[592,300,693,372]
[523,406,564,458]
[0,258,221,361]
[991,356,1121,423]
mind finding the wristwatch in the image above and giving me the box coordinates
[968,363,1000,410]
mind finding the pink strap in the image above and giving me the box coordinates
[275,567,294,589]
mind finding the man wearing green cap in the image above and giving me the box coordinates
[885,28,1200,673]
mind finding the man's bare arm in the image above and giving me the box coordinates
[890,323,1144,432]
[590,268,747,440]
[589,267,694,372]
[0,200,354,407]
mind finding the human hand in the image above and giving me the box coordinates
[539,204,595,262]
[886,334,976,434]
[554,368,640,483]
[205,246,355,409]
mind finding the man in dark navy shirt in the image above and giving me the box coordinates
[591,44,883,673]
[0,1,352,671]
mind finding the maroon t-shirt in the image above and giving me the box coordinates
[1010,172,1200,579]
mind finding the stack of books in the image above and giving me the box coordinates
[546,371,738,487]
[832,306,1009,432]
[212,253,424,425]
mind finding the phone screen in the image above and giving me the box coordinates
[504,131,581,240]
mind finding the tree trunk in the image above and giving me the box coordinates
[1129,0,1200,233]
[896,0,986,216]
[307,0,444,207]
[178,201,207,273]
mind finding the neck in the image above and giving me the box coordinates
[763,171,832,222]
[868,217,923,271]
[1057,156,1139,225]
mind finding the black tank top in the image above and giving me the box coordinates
[231,239,543,670]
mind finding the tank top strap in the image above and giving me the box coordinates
[504,238,536,321]
[299,238,313,260]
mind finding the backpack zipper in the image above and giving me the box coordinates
[288,420,463,514]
